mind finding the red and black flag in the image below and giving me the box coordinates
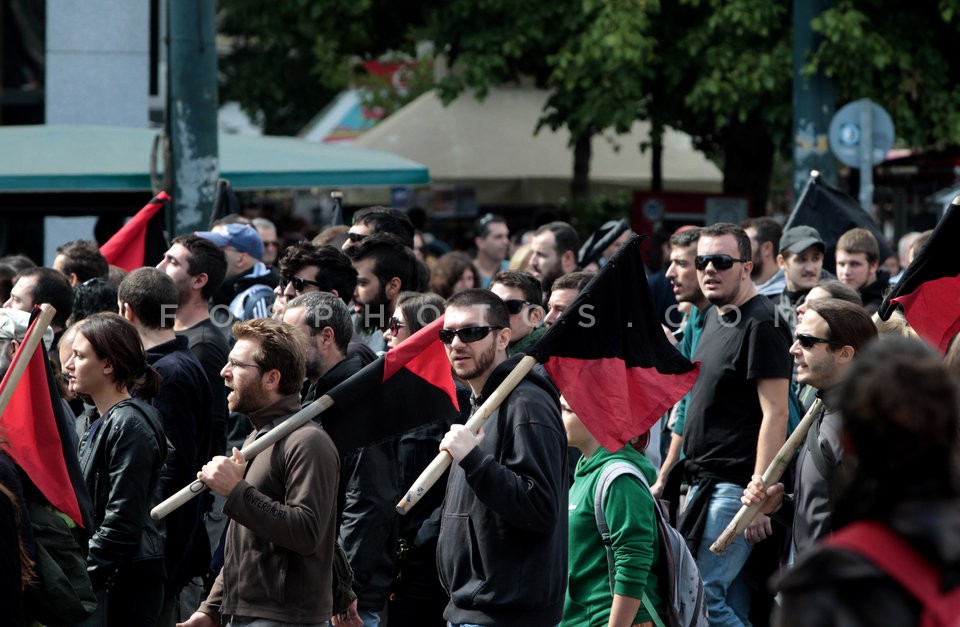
[100,191,170,271]
[324,316,460,454]
[1,312,93,530]
[878,195,960,352]
[528,235,699,452]
[785,172,894,271]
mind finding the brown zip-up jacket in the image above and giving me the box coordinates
[199,394,340,623]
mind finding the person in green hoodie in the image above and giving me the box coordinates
[561,395,666,627]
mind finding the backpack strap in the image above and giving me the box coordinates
[594,461,666,627]
[827,521,958,623]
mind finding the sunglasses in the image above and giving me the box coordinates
[284,276,323,293]
[346,231,369,243]
[795,333,840,349]
[503,299,532,315]
[694,254,750,271]
[438,326,502,345]
[388,317,406,334]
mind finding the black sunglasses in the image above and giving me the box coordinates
[346,231,369,243]
[795,333,840,349]
[388,317,406,334]
[438,326,502,345]
[694,254,750,271]
[282,276,323,292]
[503,299,532,315]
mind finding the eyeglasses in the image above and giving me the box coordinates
[388,317,406,334]
[346,231,368,243]
[795,333,840,349]
[283,276,324,293]
[226,358,261,371]
[694,254,751,271]
[503,299,532,315]
[438,326,503,345]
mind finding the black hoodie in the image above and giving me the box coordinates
[436,355,569,627]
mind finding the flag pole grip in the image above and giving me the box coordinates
[0,304,57,422]
[151,394,335,520]
[396,355,539,515]
[710,398,824,554]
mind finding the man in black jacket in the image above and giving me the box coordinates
[118,267,213,625]
[437,289,568,627]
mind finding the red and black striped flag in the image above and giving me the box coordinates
[879,195,960,352]
[100,191,170,271]
[528,235,699,452]
[324,316,460,454]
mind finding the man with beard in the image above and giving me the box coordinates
[347,234,419,354]
[282,291,398,627]
[181,318,340,627]
[436,289,568,627]
[776,226,827,332]
[527,221,580,298]
[680,223,792,625]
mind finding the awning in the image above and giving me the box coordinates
[0,125,429,193]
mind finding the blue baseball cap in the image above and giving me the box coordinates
[196,223,264,260]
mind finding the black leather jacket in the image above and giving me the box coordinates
[77,399,167,589]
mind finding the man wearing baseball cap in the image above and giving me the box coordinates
[196,223,278,321]
[775,225,826,331]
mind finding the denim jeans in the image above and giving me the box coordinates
[687,482,754,627]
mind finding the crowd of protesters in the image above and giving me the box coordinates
[0,203,957,627]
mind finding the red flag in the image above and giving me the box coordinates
[529,236,699,452]
[1,317,87,528]
[325,316,460,454]
[99,191,169,271]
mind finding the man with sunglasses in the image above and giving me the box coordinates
[679,222,793,626]
[436,289,568,627]
[741,298,876,560]
[489,270,545,355]
[342,206,416,253]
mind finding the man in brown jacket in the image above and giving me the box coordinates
[179,318,340,627]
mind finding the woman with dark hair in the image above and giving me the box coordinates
[427,252,480,299]
[383,291,445,350]
[385,292,456,627]
[0,440,34,627]
[67,313,168,626]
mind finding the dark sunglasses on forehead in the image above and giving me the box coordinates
[503,299,533,315]
[795,333,841,349]
[438,326,503,345]
[694,254,751,271]
[282,276,324,292]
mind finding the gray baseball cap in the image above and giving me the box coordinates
[780,226,825,255]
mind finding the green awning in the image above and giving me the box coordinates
[0,125,429,192]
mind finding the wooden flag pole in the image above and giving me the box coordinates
[0,304,56,421]
[151,395,334,520]
[710,398,824,554]
[396,355,538,515]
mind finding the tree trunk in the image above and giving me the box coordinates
[571,131,592,203]
[721,114,775,214]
